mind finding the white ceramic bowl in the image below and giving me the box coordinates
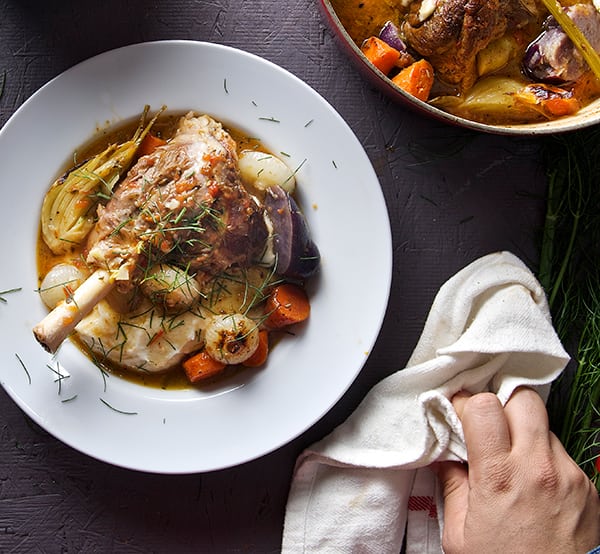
[0,41,393,473]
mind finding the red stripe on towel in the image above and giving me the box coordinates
[408,496,437,519]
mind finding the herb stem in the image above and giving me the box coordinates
[15,353,31,385]
[99,397,138,415]
[0,287,22,303]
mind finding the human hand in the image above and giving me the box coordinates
[436,387,600,554]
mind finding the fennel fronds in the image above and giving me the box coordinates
[540,128,600,491]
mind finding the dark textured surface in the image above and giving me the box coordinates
[0,1,547,551]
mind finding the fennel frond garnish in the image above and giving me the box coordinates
[0,287,22,303]
[540,128,600,491]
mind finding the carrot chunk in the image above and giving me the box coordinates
[361,36,401,75]
[243,330,269,367]
[543,96,580,117]
[513,83,580,118]
[391,59,434,102]
[182,350,226,383]
[265,283,310,329]
[138,133,167,157]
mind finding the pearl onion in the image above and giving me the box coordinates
[238,150,296,194]
[204,313,259,364]
[39,263,85,309]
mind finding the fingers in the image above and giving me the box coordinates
[435,461,468,552]
[450,387,553,484]
[452,388,550,453]
[458,392,511,470]
[451,390,470,419]
[503,387,550,452]
[439,388,600,553]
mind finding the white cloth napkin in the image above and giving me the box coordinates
[281,251,570,554]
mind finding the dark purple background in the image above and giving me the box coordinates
[0,1,546,551]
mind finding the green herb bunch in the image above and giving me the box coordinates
[539,128,600,492]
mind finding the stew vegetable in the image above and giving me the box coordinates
[333,0,600,124]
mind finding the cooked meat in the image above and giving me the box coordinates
[402,0,540,91]
[76,299,206,372]
[87,113,268,291]
[524,3,600,83]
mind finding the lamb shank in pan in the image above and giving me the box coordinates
[402,0,540,92]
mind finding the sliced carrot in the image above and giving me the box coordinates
[138,133,167,157]
[265,283,310,329]
[391,59,434,102]
[243,330,269,367]
[543,96,580,117]
[182,350,226,383]
[513,84,580,118]
[361,36,400,75]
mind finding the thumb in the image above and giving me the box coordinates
[435,461,469,552]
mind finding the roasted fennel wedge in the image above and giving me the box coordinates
[41,105,165,254]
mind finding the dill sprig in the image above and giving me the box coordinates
[539,128,600,491]
[99,397,138,415]
[47,362,70,395]
[15,353,31,385]
[0,287,22,303]
[259,116,281,123]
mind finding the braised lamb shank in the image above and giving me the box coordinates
[34,112,268,352]
[402,0,540,91]
[87,112,267,290]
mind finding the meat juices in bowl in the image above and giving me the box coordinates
[34,108,320,386]
[321,0,600,134]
